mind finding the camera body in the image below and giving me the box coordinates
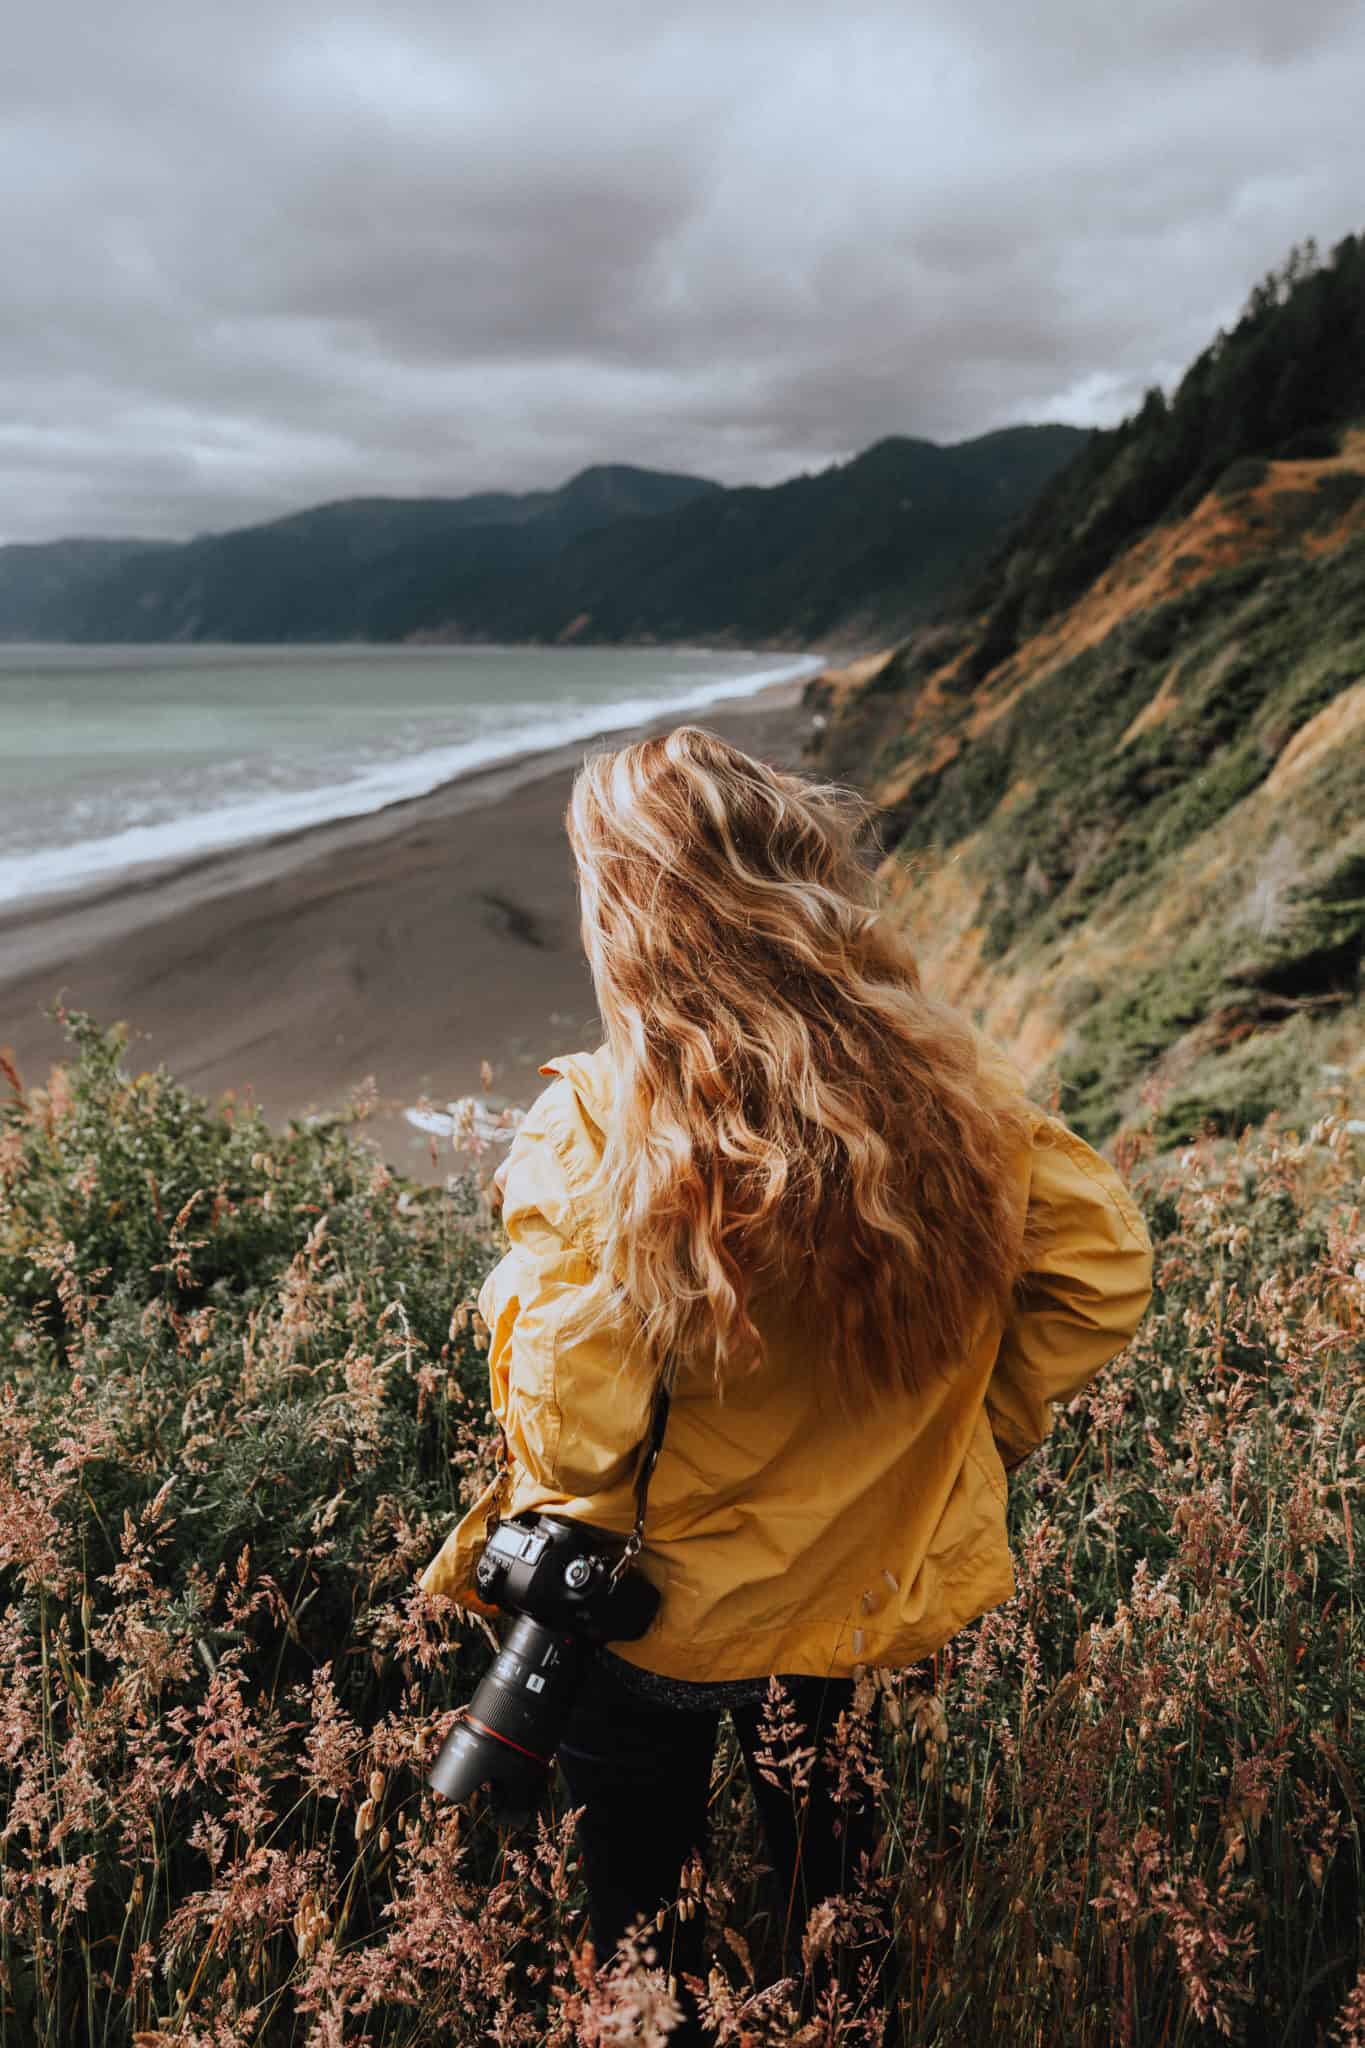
[473,1511,661,1640]
[427,1511,661,1820]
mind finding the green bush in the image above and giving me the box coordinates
[1273,426,1342,460]
[1215,457,1271,498]
[0,1010,500,1689]
[1147,1013,1326,1147]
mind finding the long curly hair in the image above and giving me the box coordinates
[559,721,1039,1415]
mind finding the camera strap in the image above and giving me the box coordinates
[608,1372,673,1583]
[480,1369,674,1584]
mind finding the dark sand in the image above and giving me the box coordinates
[0,676,820,1182]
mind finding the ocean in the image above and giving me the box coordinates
[0,642,822,907]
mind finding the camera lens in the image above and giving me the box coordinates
[427,1612,590,1816]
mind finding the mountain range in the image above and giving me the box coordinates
[0,429,1085,647]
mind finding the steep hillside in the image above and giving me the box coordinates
[808,234,1365,1148]
[0,427,1084,647]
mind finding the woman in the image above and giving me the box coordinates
[420,724,1153,2041]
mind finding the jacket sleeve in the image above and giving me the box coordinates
[476,1089,653,1501]
[986,1113,1154,1471]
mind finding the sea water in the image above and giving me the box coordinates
[0,642,822,907]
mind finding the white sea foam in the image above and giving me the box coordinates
[405,1108,457,1138]
[403,1101,517,1142]
[0,655,822,909]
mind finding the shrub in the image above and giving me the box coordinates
[1148,1013,1325,1147]
[1313,470,1365,522]
[1273,427,1342,461]
[1215,459,1272,500]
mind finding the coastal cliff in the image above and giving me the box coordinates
[804,235,1365,1145]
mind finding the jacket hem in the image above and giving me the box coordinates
[605,1559,1019,1683]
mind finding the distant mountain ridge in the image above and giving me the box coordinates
[0,464,720,644]
[808,231,1365,1152]
[0,430,1085,647]
[471,428,1086,648]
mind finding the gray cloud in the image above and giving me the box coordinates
[3,0,1363,543]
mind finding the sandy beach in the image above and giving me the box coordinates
[0,672,823,1181]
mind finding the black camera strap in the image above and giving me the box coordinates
[607,1372,673,1582]
[481,1368,674,1584]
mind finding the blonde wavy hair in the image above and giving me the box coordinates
[559,721,1038,1416]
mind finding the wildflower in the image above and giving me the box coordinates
[560,1921,684,2046]
[676,1849,705,1921]
[801,1897,839,1967]
[293,1890,329,1960]
[909,1692,948,1747]
[751,1676,817,1796]
[1331,1965,1365,2048]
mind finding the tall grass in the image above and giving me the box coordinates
[1,1014,1360,2044]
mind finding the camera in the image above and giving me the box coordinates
[426,1511,661,1819]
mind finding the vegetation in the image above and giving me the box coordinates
[1,1017,1362,2045]
[812,230,1365,1153]
[955,234,1365,667]
[885,538,1362,1124]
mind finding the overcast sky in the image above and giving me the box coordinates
[5,0,1363,546]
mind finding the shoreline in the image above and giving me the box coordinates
[0,667,825,1180]
[1,665,819,984]
[0,650,828,951]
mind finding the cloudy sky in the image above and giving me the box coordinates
[5,0,1363,545]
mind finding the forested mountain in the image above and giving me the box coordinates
[0,465,719,643]
[0,429,1084,646]
[412,426,1086,647]
[0,537,179,638]
[806,233,1365,1151]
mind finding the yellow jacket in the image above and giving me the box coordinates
[419,1043,1154,1681]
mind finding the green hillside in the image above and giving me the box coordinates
[0,428,1084,647]
[809,233,1365,1149]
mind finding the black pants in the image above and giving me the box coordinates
[556,1654,889,2043]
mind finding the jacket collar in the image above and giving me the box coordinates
[537,1045,614,1132]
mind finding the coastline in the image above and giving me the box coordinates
[0,647,828,915]
[0,667,823,1180]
